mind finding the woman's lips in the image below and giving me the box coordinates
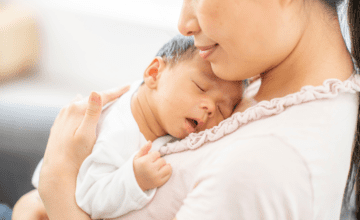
[198,44,218,60]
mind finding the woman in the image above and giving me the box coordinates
[13,0,360,219]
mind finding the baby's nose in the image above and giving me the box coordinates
[200,100,216,118]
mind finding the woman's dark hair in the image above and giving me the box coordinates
[325,0,360,218]
[348,0,360,217]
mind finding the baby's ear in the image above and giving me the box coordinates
[143,57,166,89]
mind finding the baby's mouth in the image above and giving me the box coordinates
[186,118,198,129]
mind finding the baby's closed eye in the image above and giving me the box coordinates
[218,104,232,119]
[221,97,242,119]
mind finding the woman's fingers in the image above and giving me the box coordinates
[69,85,130,113]
[77,92,102,139]
[44,85,132,171]
[38,85,131,220]
[71,94,83,102]
[100,85,130,107]
[76,85,130,139]
[12,189,48,220]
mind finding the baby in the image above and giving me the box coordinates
[32,35,243,219]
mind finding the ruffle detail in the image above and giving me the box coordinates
[159,74,360,156]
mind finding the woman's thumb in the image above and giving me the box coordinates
[79,92,103,135]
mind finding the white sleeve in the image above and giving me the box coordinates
[31,158,43,188]
[176,135,313,220]
[76,146,156,220]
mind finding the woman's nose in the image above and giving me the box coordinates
[178,0,200,36]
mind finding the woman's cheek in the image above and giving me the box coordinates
[197,0,221,31]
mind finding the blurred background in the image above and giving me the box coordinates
[1,0,182,106]
[0,0,181,208]
[0,0,354,217]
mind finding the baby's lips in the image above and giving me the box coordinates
[185,118,196,134]
[197,120,205,128]
[195,118,206,131]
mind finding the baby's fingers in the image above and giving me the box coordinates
[134,141,152,160]
[159,163,172,178]
[154,157,167,170]
[157,164,172,186]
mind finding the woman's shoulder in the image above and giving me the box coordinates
[176,135,314,219]
[241,76,359,157]
[184,76,359,219]
[240,88,358,137]
[204,134,310,178]
[213,77,358,188]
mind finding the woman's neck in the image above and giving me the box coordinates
[131,84,167,142]
[255,5,354,102]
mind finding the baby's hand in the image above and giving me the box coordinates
[133,141,172,192]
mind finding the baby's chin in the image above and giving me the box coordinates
[167,128,193,139]
[171,132,190,140]
[169,128,208,140]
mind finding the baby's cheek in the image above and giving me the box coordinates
[205,118,222,130]
[164,118,185,139]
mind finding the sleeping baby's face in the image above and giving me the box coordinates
[153,53,243,139]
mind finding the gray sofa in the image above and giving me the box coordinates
[0,102,59,207]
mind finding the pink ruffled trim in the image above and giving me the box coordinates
[159,74,360,156]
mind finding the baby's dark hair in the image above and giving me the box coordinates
[155,35,197,67]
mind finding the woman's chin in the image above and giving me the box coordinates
[211,63,241,81]
[211,61,255,81]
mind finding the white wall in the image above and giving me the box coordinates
[3,0,183,31]
[1,0,352,107]
[1,0,183,107]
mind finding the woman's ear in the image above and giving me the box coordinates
[143,57,166,90]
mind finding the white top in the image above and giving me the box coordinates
[32,80,175,219]
[108,74,360,220]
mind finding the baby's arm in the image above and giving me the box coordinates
[133,141,172,191]
[32,141,173,193]
[31,158,43,189]
[75,140,156,219]
[31,103,173,220]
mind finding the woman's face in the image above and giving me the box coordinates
[178,0,304,81]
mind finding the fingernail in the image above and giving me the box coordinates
[90,92,101,105]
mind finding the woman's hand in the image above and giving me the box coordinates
[12,189,48,220]
[41,86,130,174]
[38,86,129,220]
